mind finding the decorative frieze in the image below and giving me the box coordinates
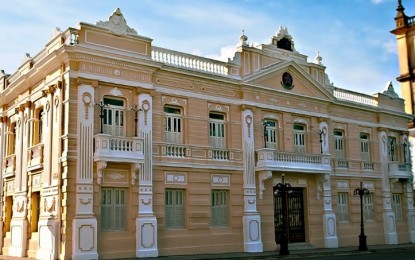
[165,172,187,185]
[211,174,230,186]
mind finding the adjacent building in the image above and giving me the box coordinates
[0,8,414,260]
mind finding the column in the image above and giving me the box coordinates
[9,104,28,257]
[136,93,158,257]
[71,83,98,260]
[242,107,263,252]
[319,121,338,248]
[405,180,415,242]
[0,116,5,253]
[379,130,398,244]
[36,85,61,260]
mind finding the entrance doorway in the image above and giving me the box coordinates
[274,187,305,243]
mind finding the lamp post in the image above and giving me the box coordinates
[274,174,292,255]
[318,128,326,154]
[131,106,142,137]
[390,138,395,161]
[353,182,370,251]
[96,100,106,134]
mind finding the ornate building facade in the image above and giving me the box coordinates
[0,8,414,259]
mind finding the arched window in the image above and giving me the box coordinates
[293,123,306,153]
[164,106,182,144]
[264,120,278,149]
[209,112,226,149]
[103,97,125,136]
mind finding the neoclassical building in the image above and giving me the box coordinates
[0,8,414,260]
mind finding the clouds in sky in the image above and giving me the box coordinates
[0,0,413,96]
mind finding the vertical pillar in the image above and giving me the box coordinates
[36,85,61,260]
[136,93,158,257]
[379,131,398,244]
[9,104,28,257]
[0,116,5,253]
[242,107,263,252]
[318,121,338,248]
[405,180,415,242]
[71,83,98,260]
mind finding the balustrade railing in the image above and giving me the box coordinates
[212,149,229,161]
[389,162,411,178]
[94,134,144,163]
[27,143,44,169]
[362,162,374,171]
[166,145,186,158]
[3,154,16,178]
[408,16,415,26]
[152,46,228,75]
[274,151,322,165]
[333,89,377,107]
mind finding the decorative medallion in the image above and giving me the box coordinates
[281,72,294,90]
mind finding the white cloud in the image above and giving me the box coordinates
[205,45,237,62]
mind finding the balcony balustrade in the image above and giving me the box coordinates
[27,143,44,171]
[388,162,411,179]
[94,134,144,163]
[3,154,16,178]
[256,148,331,173]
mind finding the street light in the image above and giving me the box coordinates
[95,100,107,134]
[353,182,370,251]
[403,142,407,163]
[263,121,270,148]
[274,174,292,255]
[390,138,395,161]
[130,106,142,137]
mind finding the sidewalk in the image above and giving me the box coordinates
[155,243,415,259]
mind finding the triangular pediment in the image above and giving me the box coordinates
[244,60,334,101]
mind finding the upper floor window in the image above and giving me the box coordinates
[264,120,277,149]
[209,112,225,149]
[293,123,306,153]
[360,133,370,161]
[334,130,345,159]
[164,106,182,144]
[6,122,16,156]
[33,108,43,145]
[387,136,397,162]
[103,97,125,136]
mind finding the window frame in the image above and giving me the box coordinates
[102,97,126,137]
[336,192,349,222]
[360,133,370,161]
[211,190,229,227]
[209,112,226,149]
[163,105,183,144]
[165,189,185,229]
[392,193,403,221]
[334,129,345,159]
[100,187,127,232]
[363,194,374,221]
[293,123,306,153]
[264,120,278,149]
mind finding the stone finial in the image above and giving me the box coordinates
[51,27,62,38]
[0,70,5,77]
[383,81,399,98]
[96,8,138,36]
[314,51,323,65]
[239,30,248,46]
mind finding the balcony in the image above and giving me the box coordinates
[94,134,145,163]
[3,154,16,178]
[27,143,44,171]
[153,143,243,168]
[256,148,331,173]
[388,162,411,180]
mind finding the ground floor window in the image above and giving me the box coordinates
[392,194,403,220]
[101,188,127,231]
[165,189,184,229]
[363,194,374,221]
[211,190,228,227]
[5,196,13,232]
[30,192,40,232]
[336,193,349,222]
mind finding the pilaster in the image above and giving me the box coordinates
[0,116,3,253]
[136,93,158,257]
[242,108,263,252]
[71,84,98,260]
[379,130,398,244]
[405,180,415,242]
[319,174,338,248]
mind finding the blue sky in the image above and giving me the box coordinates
[1,0,414,96]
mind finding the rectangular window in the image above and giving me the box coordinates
[33,109,43,145]
[392,194,403,220]
[103,98,125,136]
[165,189,184,229]
[209,113,225,148]
[211,190,228,227]
[164,106,182,144]
[360,133,370,161]
[337,193,349,222]
[5,196,13,232]
[264,120,277,149]
[7,122,16,156]
[363,194,374,221]
[334,130,345,159]
[101,188,127,231]
[387,137,397,162]
[293,123,306,153]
